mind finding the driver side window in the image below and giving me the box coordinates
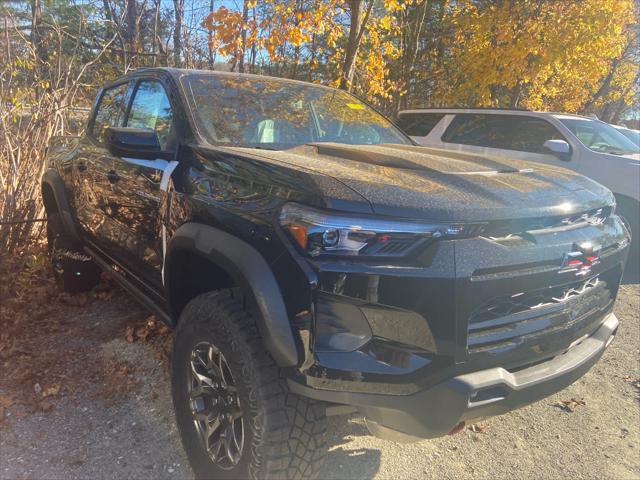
[92,83,129,143]
[126,80,174,149]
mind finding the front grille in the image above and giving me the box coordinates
[484,206,611,239]
[468,276,612,354]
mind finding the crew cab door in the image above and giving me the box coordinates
[107,79,176,289]
[75,81,132,249]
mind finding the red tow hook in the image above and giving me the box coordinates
[447,421,465,436]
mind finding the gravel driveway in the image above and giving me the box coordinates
[1,272,638,480]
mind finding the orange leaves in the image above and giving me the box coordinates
[553,398,586,413]
[203,0,342,65]
[203,6,248,59]
[200,0,405,106]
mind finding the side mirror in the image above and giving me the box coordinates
[104,127,166,159]
[544,139,571,161]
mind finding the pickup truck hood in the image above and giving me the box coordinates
[225,143,614,222]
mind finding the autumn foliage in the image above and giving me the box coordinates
[203,0,638,116]
[0,0,637,251]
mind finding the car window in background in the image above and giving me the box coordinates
[182,74,411,149]
[126,81,174,149]
[92,83,129,142]
[396,113,445,136]
[558,118,638,155]
[613,126,640,148]
[442,114,565,153]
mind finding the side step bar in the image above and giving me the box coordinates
[85,246,173,326]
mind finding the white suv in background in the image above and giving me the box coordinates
[396,109,640,273]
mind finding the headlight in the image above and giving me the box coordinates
[279,203,481,257]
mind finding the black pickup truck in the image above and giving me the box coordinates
[43,68,630,479]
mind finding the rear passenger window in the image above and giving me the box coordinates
[92,83,129,142]
[396,113,444,136]
[442,114,565,154]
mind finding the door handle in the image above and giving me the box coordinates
[106,170,121,183]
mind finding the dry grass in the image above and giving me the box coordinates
[0,13,115,253]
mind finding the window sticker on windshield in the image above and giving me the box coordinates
[346,103,364,110]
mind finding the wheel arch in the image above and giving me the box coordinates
[41,169,80,241]
[165,222,299,367]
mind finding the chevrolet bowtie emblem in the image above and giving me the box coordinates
[559,242,601,276]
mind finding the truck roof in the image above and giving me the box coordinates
[113,66,337,92]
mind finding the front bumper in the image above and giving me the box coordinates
[289,312,618,439]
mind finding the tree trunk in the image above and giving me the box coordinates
[172,0,184,67]
[30,0,49,97]
[125,0,139,53]
[510,83,522,108]
[339,0,373,91]
[208,0,215,69]
[396,0,430,113]
[583,38,634,114]
[238,0,249,73]
[152,0,160,66]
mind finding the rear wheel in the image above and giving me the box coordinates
[172,290,327,480]
[46,213,100,292]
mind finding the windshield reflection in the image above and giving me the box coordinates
[182,74,410,149]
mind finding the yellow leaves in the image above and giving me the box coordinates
[204,1,343,64]
[383,0,403,12]
[378,15,393,32]
[436,0,637,113]
[201,0,636,115]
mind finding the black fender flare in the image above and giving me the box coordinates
[165,222,299,367]
[41,169,81,241]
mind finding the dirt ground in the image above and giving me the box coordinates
[0,251,639,480]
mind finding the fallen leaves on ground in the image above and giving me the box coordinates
[469,423,489,433]
[123,315,173,364]
[125,316,171,343]
[553,398,586,412]
[0,245,137,420]
[42,384,61,397]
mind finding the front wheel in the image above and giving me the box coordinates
[172,290,327,480]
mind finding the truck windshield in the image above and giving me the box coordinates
[558,117,639,155]
[182,74,410,149]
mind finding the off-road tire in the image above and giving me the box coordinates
[46,213,100,292]
[172,290,327,480]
